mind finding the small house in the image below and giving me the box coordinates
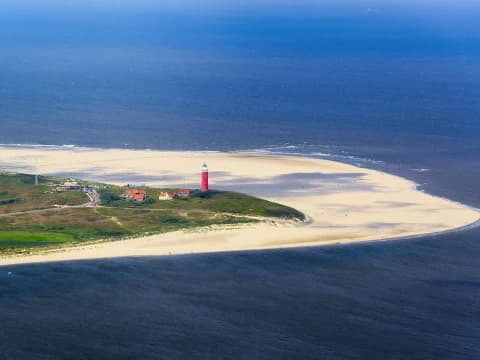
[124,189,146,202]
[176,189,190,199]
[159,192,174,201]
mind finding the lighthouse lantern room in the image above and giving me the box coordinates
[201,162,209,191]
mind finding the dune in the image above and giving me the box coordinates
[0,146,478,265]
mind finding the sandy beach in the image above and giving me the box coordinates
[0,146,478,265]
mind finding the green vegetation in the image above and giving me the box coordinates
[0,172,304,254]
[0,231,73,249]
[99,187,304,220]
[0,172,88,214]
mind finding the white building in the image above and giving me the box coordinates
[159,192,174,201]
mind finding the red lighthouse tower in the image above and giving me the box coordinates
[201,162,209,191]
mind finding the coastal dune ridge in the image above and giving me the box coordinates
[0,145,478,266]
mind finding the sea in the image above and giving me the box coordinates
[0,1,480,359]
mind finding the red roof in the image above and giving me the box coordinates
[177,189,190,197]
[132,193,145,201]
[125,189,146,201]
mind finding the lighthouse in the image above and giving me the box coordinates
[201,162,209,191]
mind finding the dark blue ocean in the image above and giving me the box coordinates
[1,1,480,358]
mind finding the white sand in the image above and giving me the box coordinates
[0,146,478,265]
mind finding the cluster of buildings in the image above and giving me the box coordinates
[123,162,209,203]
[120,188,191,202]
[56,181,96,193]
[159,189,190,201]
[56,181,82,192]
[53,163,209,205]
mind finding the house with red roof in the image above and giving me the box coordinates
[176,189,190,198]
[124,189,146,202]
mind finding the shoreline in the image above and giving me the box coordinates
[0,146,479,266]
[2,217,479,266]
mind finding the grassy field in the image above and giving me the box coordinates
[0,173,88,214]
[0,173,304,254]
[0,231,73,249]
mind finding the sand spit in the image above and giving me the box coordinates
[0,146,478,265]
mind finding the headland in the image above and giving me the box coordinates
[0,146,478,265]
